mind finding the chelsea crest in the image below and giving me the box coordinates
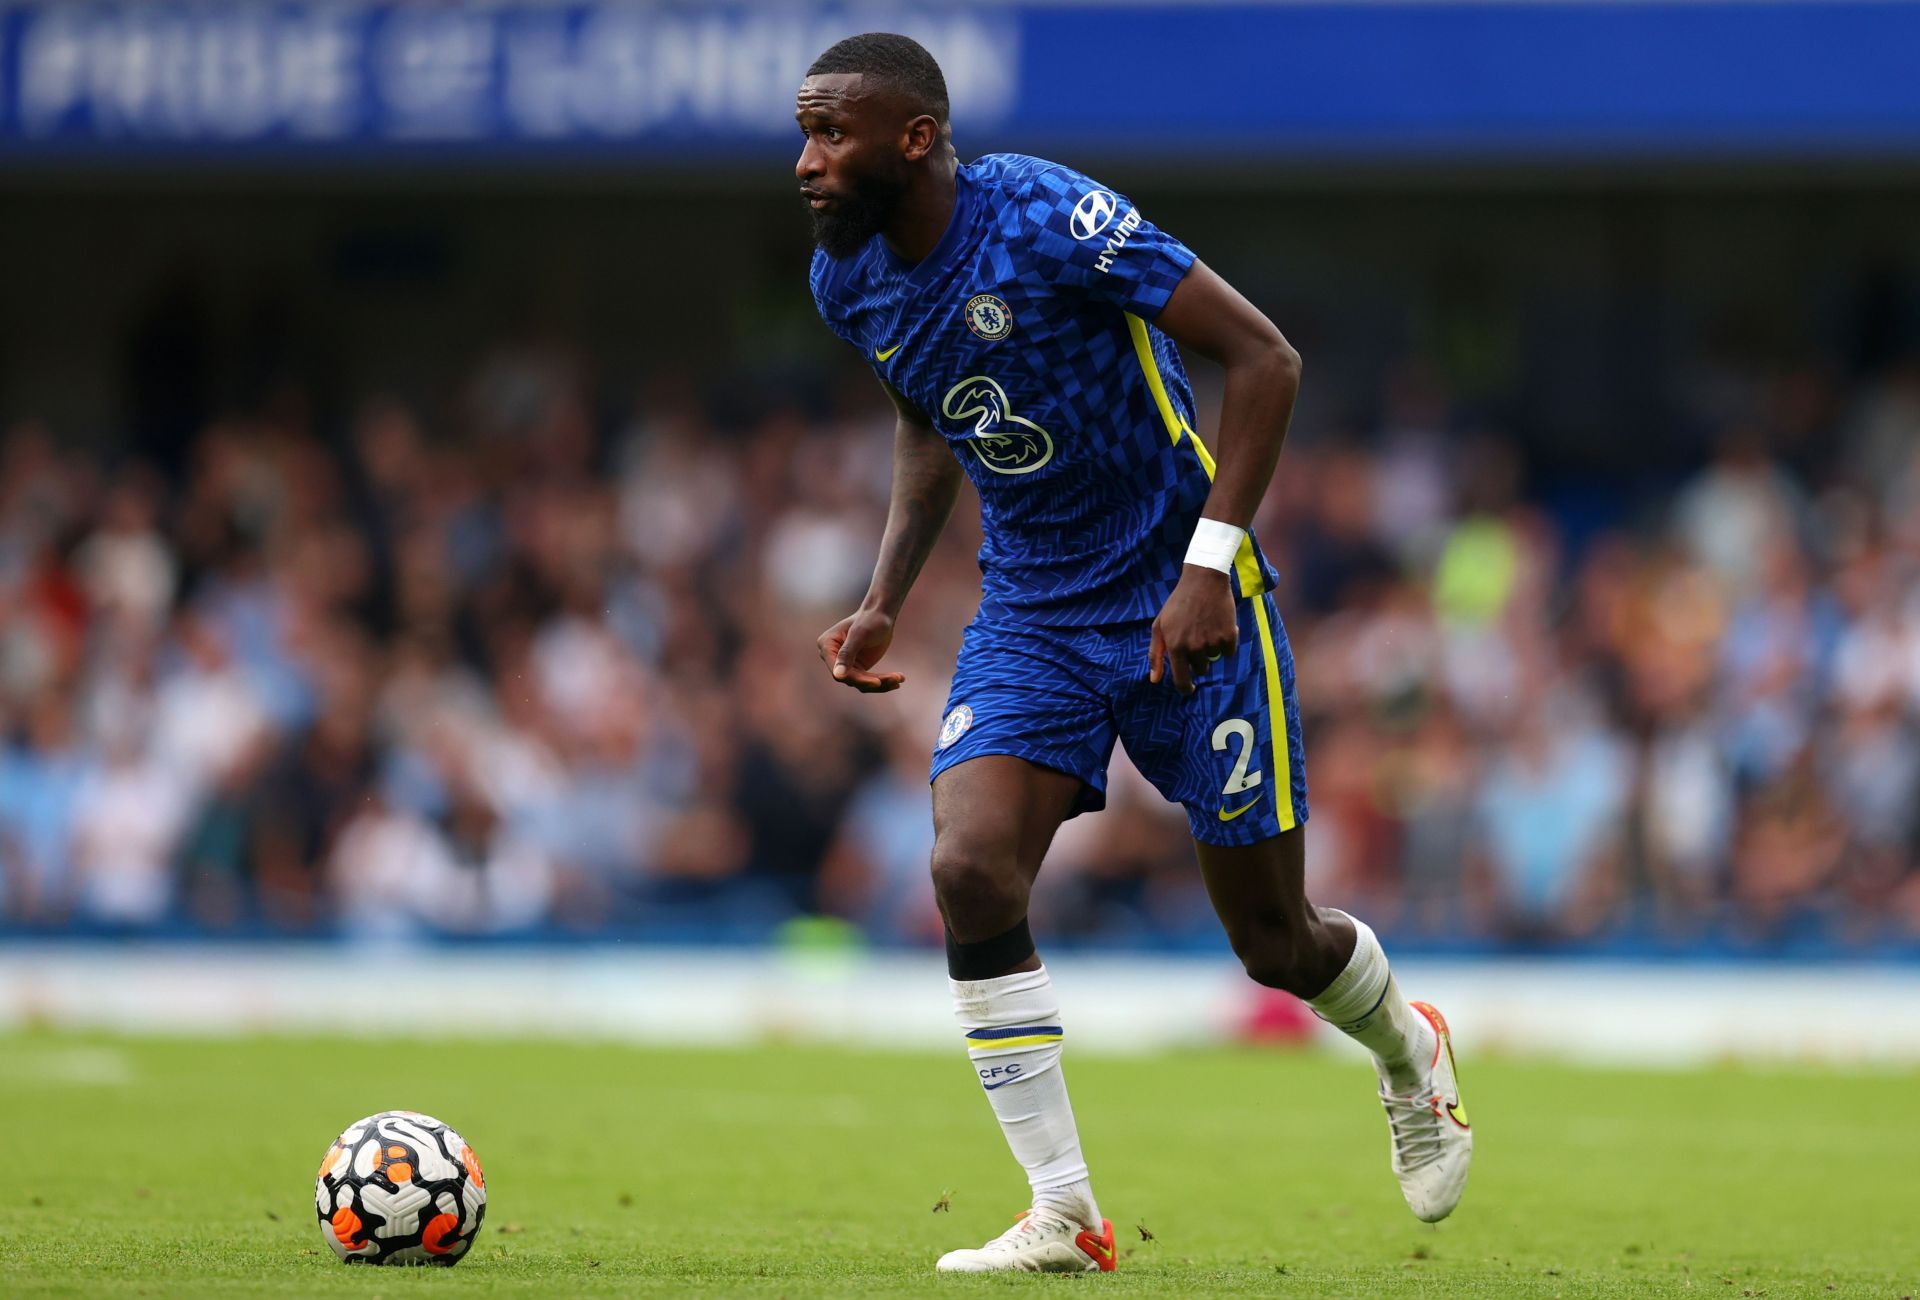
[938,704,974,750]
[964,294,1013,341]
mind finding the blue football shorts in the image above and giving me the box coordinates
[929,591,1309,847]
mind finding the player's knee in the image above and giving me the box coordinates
[929,840,1028,939]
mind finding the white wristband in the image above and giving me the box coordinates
[1184,518,1245,575]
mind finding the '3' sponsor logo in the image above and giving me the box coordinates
[942,375,1054,476]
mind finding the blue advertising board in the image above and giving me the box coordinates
[2,1,1919,161]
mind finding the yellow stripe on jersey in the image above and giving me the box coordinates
[1127,311,1295,830]
[1250,591,1298,832]
[1175,413,1216,475]
[1124,312,1265,599]
[1180,419,1268,599]
[1126,311,1196,455]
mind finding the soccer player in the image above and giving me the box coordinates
[797,33,1472,1274]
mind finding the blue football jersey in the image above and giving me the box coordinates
[810,153,1279,627]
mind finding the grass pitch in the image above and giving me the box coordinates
[0,1032,1913,1297]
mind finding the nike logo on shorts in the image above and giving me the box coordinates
[1218,797,1261,822]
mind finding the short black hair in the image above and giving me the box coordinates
[807,32,949,125]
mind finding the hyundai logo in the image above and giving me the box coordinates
[1069,189,1119,241]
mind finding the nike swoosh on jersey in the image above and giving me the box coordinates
[1218,797,1261,822]
[875,343,902,362]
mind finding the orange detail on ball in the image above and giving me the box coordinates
[386,1161,413,1184]
[331,1206,366,1249]
[461,1145,485,1189]
[421,1213,460,1254]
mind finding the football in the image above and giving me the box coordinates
[314,1111,486,1265]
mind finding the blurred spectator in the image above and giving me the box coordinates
[1473,696,1632,939]
[69,725,189,928]
[0,695,89,921]
[1674,430,1803,598]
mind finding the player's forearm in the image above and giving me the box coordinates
[859,419,963,619]
[1197,340,1302,530]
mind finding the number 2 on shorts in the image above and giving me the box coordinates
[1211,717,1264,795]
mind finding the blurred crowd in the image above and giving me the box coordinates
[4,340,1920,954]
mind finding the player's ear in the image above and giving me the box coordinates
[902,114,940,163]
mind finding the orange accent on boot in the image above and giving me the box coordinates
[1410,1000,1470,1130]
[1075,1219,1118,1272]
[1410,1000,1449,1068]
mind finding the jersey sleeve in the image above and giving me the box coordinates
[1015,163,1196,319]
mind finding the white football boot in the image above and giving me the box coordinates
[935,1209,1117,1274]
[1377,1001,1473,1222]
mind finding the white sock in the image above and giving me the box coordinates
[951,965,1102,1229]
[1306,910,1435,1092]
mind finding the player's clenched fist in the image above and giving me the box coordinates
[1149,567,1238,696]
[819,609,907,693]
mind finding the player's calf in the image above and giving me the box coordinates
[1226,904,1353,999]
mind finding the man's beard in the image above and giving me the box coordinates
[806,168,908,259]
